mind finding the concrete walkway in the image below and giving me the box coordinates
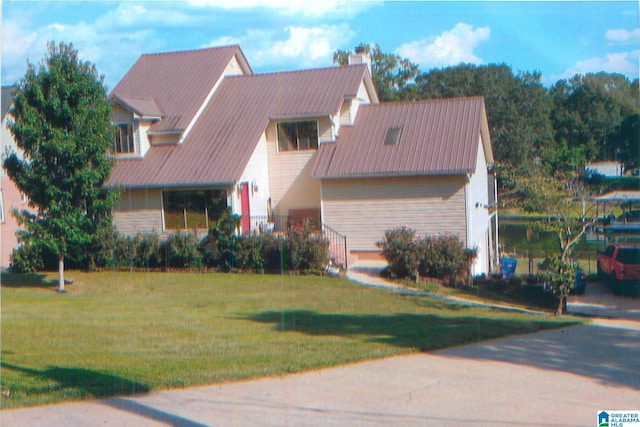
[2,264,639,426]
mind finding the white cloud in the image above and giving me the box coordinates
[552,50,640,82]
[185,0,371,18]
[204,24,355,70]
[605,28,640,44]
[396,23,490,69]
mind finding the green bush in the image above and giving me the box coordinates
[290,220,329,272]
[160,231,204,269]
[378,227,476,284]
[377,226,419,278]
[416,235,477,285]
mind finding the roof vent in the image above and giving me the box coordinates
[383,125,402,146]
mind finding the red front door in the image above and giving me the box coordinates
[240,182,250,233]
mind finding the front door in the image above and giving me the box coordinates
[240,182,250,233]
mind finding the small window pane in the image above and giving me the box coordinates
[277,121,318,152]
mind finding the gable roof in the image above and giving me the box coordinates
[312,97,493,179]
[107,64,375,188]
[110,45,251,134]
[1,86,14,121]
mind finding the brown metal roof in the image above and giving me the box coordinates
[312,97,490,178]
[113,95,163,118]
[107,64,373,188]
[110,45,250,134]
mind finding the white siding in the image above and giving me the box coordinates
[113,189,164,235]
[466,136,491,275]
[236,132,271,218]
[321,176,467,253]
[266,121,323,215]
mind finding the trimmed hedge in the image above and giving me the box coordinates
[378,226,477,285]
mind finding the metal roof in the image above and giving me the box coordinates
[110,45,250,135]
[107,64,373,188]
[312,97,491,179]
[1,86,14,121]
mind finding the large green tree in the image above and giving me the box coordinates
[548,73,639,172]
[414,64,554,179]
[333,43,420,102]
[3,41,116,292]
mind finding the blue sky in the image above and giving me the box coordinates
[2,1,638,90]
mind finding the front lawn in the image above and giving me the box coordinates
[1,271,580,409]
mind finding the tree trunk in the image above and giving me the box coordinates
[58,253,65,293]
[555,295,567,316]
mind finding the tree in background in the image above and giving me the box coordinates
[3,41,116,292]
[333,43,420,102]
[414,64,554,180]
[516,175,597,315]
[548,73,640,174]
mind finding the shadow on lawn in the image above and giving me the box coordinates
[1,362,150,400]
[0,272,57,289]
[244,310,578,352]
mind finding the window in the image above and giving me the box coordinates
[163,189,227,230]
[112,122,136,154]
[383,125,402,146]
[277,121,318,152]
[0,191,4,223]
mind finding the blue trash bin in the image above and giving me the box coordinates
[500,257,517,278]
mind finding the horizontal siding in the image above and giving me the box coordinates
[266,122,321,214]
[321,176,467,252]
[113,189,164,236]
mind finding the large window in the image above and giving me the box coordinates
[163,189,227,230]
[112,122,136,154]
[277,121,318,152]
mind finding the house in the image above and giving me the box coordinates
[312,97,497,275]
[582,161,624,178]
[106,45,497,275]
[1,86,29,268]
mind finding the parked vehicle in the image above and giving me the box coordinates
[573,271,586,294]
[597,245,640,296]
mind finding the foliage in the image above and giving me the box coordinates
[199,210,242,271]
[159,231,204,269]
[516,175,597,314]
[290,220,330,272]
[377,226,476,285]
[377,226,419,278]
[416,235,477,285]
[333,42,419,102]
[2,41,116,291]
[414,64,554,177]
[94,226,161,270]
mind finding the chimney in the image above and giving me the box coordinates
[348,47,372,76]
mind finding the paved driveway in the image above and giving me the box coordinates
[3,276,638,427]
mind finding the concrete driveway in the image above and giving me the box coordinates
[2,277,639,427]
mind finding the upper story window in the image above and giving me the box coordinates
[277,121,318,152]
[112,122,136,154]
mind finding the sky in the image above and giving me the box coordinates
[1,1,639,90]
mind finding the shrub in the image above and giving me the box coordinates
[290,220,329,272]
[200,211,241,271]
[377,226,419,278]
[416,235,477,285]
[378,227,476,285]
[160,231,204,269]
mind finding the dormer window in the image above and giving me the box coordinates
[112,122,136,154]
[277,120,318,152]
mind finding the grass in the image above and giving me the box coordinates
[0,270,581,409]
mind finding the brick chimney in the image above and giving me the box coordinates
[348,47,372,76]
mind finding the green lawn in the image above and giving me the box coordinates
[1,271,580,409]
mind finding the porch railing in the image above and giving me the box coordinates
[245,215,348,268]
